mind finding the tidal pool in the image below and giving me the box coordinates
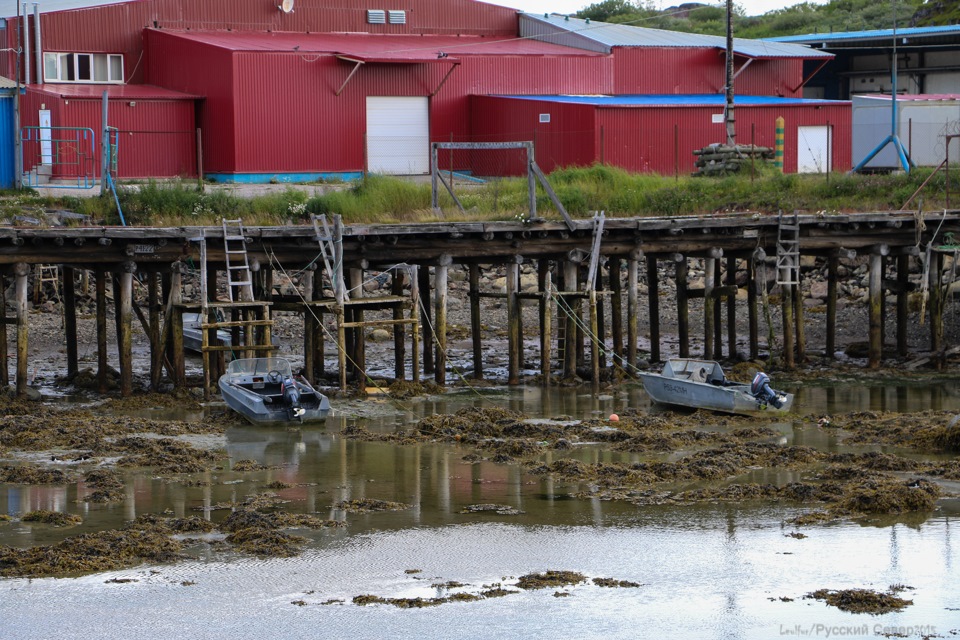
[2,380,960,639]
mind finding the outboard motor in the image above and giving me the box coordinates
[751,371,785,409]
[281,376,305,420]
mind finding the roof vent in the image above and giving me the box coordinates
[388,10,406,24]
[367,9,386,24]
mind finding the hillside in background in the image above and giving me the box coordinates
[575,0,958,38]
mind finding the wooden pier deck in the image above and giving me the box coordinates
[0,209,956,396]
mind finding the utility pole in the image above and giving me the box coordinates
[725,0,735,146]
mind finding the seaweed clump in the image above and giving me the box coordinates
[805,587,913,614]
[334,499,411,513]
[516,570,587,590]
[21,510,83,527]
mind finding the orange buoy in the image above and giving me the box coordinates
[609,413,619,422]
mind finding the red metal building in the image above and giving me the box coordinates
[0,0,847,182]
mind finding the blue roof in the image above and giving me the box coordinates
[770,24,960,44]
[491,94,847,107]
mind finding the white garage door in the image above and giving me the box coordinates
[366,96,429,175]
[797,125,831,174]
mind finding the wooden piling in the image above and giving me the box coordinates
[62,265,78,377]
[595,266,606,369]
[410,264,421,383]
[542,267,553,384]
[704,255,715,359]
[826,253,838,358]
[14,263,28,396]
[119,261,135,396]
[507,257,521,385]
[646,255,660,363]
[170,264,185,390]
[349,268,365,387]
[781,281,795,369]
[302,268,315,384]
[726,256,737,359]
[674,254,689,358]
[0,273,7,387]
[748,249,761,360]
[626,252,639,371]
[392,268,406,380]
[537,260,549,379]
[95,266,108,393]
[469,263,482,379]
[589,288,600,387]
[868,248,884,368]
[563,259,578,378]
[435,255,451,385]
[794,266,806,364]
[929,250,944,356]
[896,254,909,357]
[610,256,623,370]
[419,266,433,375]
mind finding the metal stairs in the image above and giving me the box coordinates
[776,210,800,287]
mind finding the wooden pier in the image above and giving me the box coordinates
[0,209,958,397]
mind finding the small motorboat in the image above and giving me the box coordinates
[218,357,331,424]
[638,358,793,415]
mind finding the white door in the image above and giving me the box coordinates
[366,96,429,175]
[797,125,830,174]
[39,110,52,165]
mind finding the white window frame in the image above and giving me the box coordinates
[42,52,124,84]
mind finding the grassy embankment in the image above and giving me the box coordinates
[2,164,957,227]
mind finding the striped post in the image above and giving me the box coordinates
[775,116,784,172]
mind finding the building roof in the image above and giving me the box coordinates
[769,24,960,47]
[0,0,130,17]
[855,93,960,102]
[520,13,832,59]
[155,29,603,58]
[32,83,200,99]
[492,93,847,107]
[0,75,17,89]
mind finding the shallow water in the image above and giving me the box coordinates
[3,381,960,639]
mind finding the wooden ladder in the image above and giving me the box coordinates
[776,210,800,286]
[221,218,254,303]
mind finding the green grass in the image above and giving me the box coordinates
[4,165,959,227]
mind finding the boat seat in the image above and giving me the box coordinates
[690,367,708,383]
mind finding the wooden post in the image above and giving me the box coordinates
[626,252,640,372]
[868,249,884,368]
[781,281,795,369]
[95,266,109,393]
[646,255,660,364]
[349,267,365,388]
[337,301,347,390]
[303,268,315,384]
[146,269,160,384]
[896,254,909,357]
[563,259,578,378]
[610,257,623,371]
[419,266,433,375]
[713,255,723,359]
[930,251,944,359]
[794,257,806,364]
[675,254,689,358]
[469,263,483,379]
[14,263,29,397]
[537,259,549,380]
[118,261,135,397]
[595,265,606,370]
[170,264,185,390]
[589,288,600,388]
[392,269,406,380]
[63,265,78,377]
[726,256,737,359]
[704,255,715,359]
[748,249,761,360]
[0,273,7,387]
[542,267,552,384]
[410,265,421,383]
[435,255,451,385]
[826,253,839,358]
[507,257,521,385]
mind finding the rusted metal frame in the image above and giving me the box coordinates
[430,61,461,97]
[789,58,830,94]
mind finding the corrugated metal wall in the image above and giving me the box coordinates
[145,26,613,175]
[471,97,851,176]
[19,87,196,178]
[596,103,851,175]
[2,0,520,81]
[0,92,15,188]
[470,96,596,174]
[614,48,806,97]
